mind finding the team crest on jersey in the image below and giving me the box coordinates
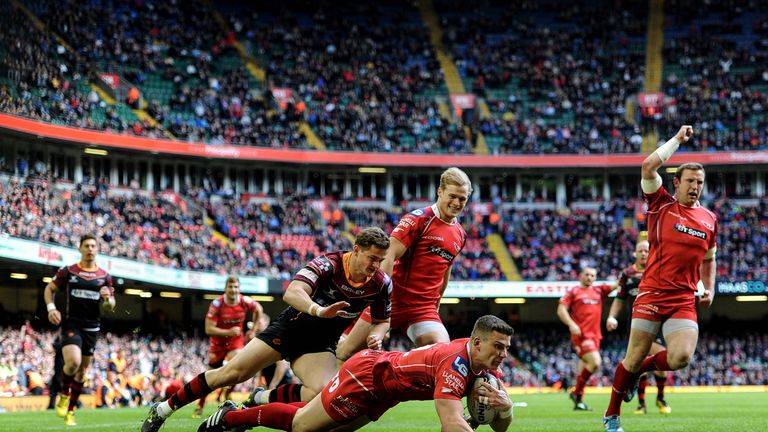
[452,356,469,377]
[674,223,707,239]
[700,220,713,230]
[212,299,221,307]
[69,276,78,283]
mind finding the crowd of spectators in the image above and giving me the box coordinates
[437,0,647,154]
[2,319,766,399]
[2,163,766,282]
[504,324,768,388]
[228,0,462,153]
[653,0,768,151]
[1,0,768,154]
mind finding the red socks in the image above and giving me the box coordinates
[574,368,593,397]
[606,362,638,416]
[224,402,307,431]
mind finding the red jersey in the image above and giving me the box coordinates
[641,187,718,293]
[559,284,613,340]
[390,205,467,310]
[373,338,481,402]
[206,294,259,349]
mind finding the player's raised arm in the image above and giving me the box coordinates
[641,125,693,188]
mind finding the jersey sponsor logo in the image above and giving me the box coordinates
[327,286,338,299]
[674,223,707,239]
[339,284,366,296]
[297,268,319,283]
[580,299,600,305]
[410,209,424,216]
[428,246,455,262]
[453,242,461,253]
[71,289,100,300]
[442,370,465,393]
[452,356,469,377]
[69,276,79,283]
[423,235,444,241]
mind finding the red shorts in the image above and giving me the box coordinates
[389,305,441,333]
[631,290,697,322]
[320,350,397,423]
[209,339,245,367]
[571,336,600,358]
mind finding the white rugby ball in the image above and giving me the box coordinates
[467,372,503,424]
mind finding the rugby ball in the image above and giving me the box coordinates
[467,372,503,424]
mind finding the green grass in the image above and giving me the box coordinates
[3,392,767,431]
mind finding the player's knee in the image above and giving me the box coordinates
[667,351,692,370]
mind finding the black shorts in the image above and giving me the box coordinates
[256,314,337,362]
[60,325,99,356]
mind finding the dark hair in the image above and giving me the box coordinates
[355,227,390,250]
[471,315,514,338]
[79,234,98,247]
[675,162,705,180]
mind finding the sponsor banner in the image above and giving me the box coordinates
[2,113,767,167]
[716,280,767,295]
[271,87,293,110]
[637,92,665,108]
[99,73,120,90]
[445,280,616,298]
[450,93,476,109]
[0,236,267,293]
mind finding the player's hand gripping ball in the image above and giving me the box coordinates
[467,372,503,424]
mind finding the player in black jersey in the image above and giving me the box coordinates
[44,234,115,426]
[142,227,392,432]
[606,238,672,415]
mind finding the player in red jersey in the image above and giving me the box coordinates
[557,267,615,411]
[193,275,263,418]
[603,126,718,432]
[142,227,392,432]
[606,239,672,415]
[336,167,471,362]
[199,315,514,432]
[44,234,115,426]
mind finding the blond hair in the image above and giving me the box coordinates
[439,167,473,194]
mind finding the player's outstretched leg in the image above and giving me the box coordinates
[141,402,165,432]
[603,415,624,432]
[198,400,238,432]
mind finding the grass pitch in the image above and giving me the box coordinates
[3,391,766,431]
